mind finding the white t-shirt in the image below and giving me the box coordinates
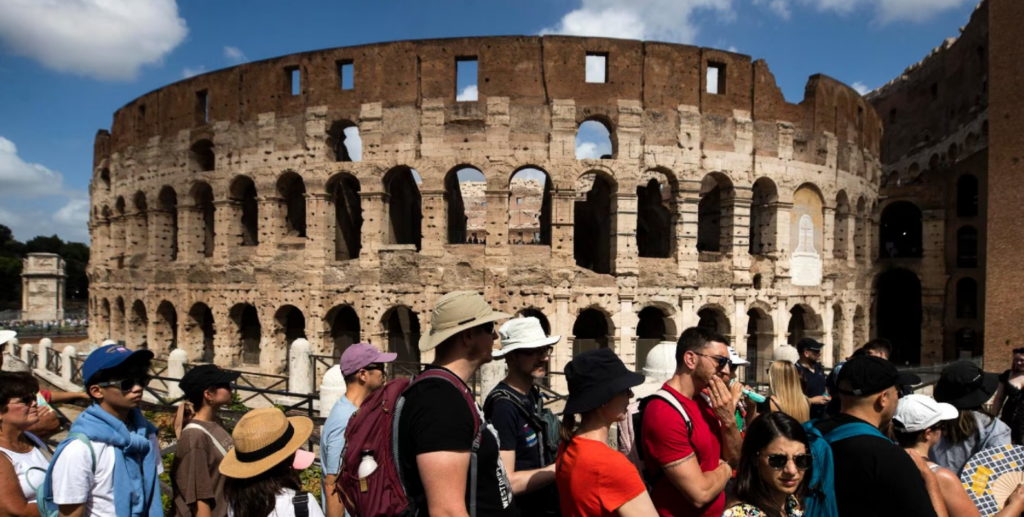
[227,489,325,517]
[50,433,163,517]
[0,432,49,502]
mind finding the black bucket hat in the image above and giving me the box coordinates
[563,348,645,415]
[934,360,999,410]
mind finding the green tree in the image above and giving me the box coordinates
[26,235,64,254]
[0,224,12,246]
[60,242,90,299]
[0,256,21,304]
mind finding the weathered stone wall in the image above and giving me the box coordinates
[87,36,880,376]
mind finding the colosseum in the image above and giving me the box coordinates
[86,36,884,382]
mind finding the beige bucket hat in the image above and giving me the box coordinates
[419,291,512,353]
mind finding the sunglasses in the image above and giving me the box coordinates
[696,353,731,370]
[95,376,151,392]
[363,364,388,375]
[762,453,813,471]
[518,346,553,357]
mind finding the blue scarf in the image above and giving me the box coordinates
[47,404,162,517]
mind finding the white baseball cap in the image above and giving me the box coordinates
[894,394,959,432]
[727,346,749,366]
[493,317,560,358]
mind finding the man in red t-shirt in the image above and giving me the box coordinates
[641,326,743,517]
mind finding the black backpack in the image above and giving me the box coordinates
[631,389,694,488]
[483,385,559,465]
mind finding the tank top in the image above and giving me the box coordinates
[0,432,50,502]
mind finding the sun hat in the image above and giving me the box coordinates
[493,317,560,358]
[81,344,154,386]
[727,346,750,366]
[341,343,397,377]
[418,291,512,353]
[934,360,999,409]
[178,364,241,399]
[773,345,800,364]
[836,356,921,397]
[563,348,645,415]
[219,407,315,479]
[0,330,16,348]
[894,394,959,432]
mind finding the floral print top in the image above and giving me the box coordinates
[722,495,803,517]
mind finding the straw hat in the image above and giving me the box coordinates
[493,317,560,358]
[219,408,314,479]
[419,291,511,353]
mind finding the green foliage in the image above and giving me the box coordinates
[26,235,64,254]
[228,392,249,413]
[300,464,323,500]
[161,452,175,514]
[0,225,12,246]
[0,228,91,303]
[0,257,21,304]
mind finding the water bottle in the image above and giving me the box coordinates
[730,379,767,403]
[358,450,378,493]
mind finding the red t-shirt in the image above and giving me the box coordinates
[641,383,725,517]
[556,437,647,517]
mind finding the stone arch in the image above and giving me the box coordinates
[745,306,774,382]
[956,277,978,320]
[158,186,179,261]
[190,181,216,258]
[637,305,677,372]
[574,171,616,274]
[508,167,552,245]
[132,191,149,256]
[957,175,979,217]
[444,165,485,244]
[697,173,735,253]
[875,269,922,365]
[750,177,779,256]
[230,303,261,366]
[277,172,307,238]
[229,175,259,247]
[880,201,922,259]
[129,300,148,349]
[791,184,825,285]
[383,166,422,250]
[515,307,552,336]
[274,304,307,350]
[637,169,674,258]
[154,300,178,355]
[326,172,362,260]
[576,117,616,160]
[98,168,111,191]
[573,307,612,357]
[834,190,851,259]
[697,305,732,338]
[957,226,979,268]
[787,304,823,346]
[324,305,360,362]
[327,120,361,162]
[189,139,215,173]
[382,306,421,365]
[186,302,216,363]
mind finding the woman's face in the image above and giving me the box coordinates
[1013,353,1024,372]
[756,437,808,498]
[600,389,634,422]
[2,394,40,429]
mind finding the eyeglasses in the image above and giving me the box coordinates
[7,395,36,407]
[762,453,813,471]
[696,353,731,370]
[519,346,553,357]
[95,376,151,392]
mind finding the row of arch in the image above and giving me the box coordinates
[881,121,988,188]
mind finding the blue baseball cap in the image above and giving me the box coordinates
[82,344,154,386]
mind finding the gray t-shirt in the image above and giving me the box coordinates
[930,410,1012,476]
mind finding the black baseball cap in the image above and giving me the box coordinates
[179,365,240,398]
[836,356,920,397]
[797,338,824,353]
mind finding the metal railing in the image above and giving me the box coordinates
[25,350,38,369]
[70,354,85,384]
[309,354,336,392]
[46,352,62,376]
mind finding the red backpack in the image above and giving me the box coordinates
[334,368,483,517]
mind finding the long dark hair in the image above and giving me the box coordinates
[224,456,301,517]
[734,413,810,517]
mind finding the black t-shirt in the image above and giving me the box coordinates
[487,383,543,471]
[397,366,516,517]
[814,414,939,517]
[796,361,827,419]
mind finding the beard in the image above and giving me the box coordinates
[693,362,715,387]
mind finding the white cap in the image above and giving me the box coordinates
[773,345,800,364]
[493,317,560,358]
[894,394,959,432]
[0,330,16,347]
[727,346,749,366]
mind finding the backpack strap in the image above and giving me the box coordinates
[183,423,228,456]
[822,421,888,444]
[65,433,97,474]
[292,491,309,517]
[642,389,695,486]
[485,388,547,458]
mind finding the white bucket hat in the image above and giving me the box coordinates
[727,346,750,366]
[0,330,16,347]
[493,317,560,358]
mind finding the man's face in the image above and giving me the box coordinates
[692,341,731,387]
[89,371,147,411]
[466,323,499,365]
[803,348,821,363]
[511,346,551,378]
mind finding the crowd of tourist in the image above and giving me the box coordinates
[1,296,1023,517]
[0,318,88,332]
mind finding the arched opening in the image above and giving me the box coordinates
[327,120,361,162]
[750,178,778,256]
[516,308,552,336]
[191,182,216,258]
[277,172,307,238]
[787,305,822,346]
[575,119,615,160]
[698,306,731,337]
[637,306,675,372]
[956,277,978,319]
[955,328,978,358]
[876,269,922,365]
[637,171,673,258]
[327,173,362,260]
[834,191,851,259]
[99,168,111,191]
[791,184,825,286]
[154,301,178,353]
[957,175,979,218]
[384,167,423,250]
[158,187,179,261]
[230,304,262,366]
[383,306,421,366]
[445,166,486,244]
[745,308,773,382]
[508,168,552,245]
[132,191,149,256]
[100,299,112,339]
[274,305,307,350]
[853,306,867,349]
[957,226,978,268]
[112,297,125,342]
[187,303,216,363]
[190,139,215,173]
[574,172,614,274]
[129,300,148,349]
[698,173,735,253]
[573,308,610,357]
[325,305,360,363]
[229,176,259,247]
[880,201,923,259]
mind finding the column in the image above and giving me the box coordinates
[258,197,285,257]
[774,202,793,280]
[306,192,330,263]
[729,193,752,286]
[612,192,638,276]
[485,189,511,258]
[822,206,835,259]
[419,190,445,256]
[618,295,636,370]
[550,189,575,269]
[359,192,386,267]
[677,181,700,280]
[213,200,238,262]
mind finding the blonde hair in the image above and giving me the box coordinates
[769,360,810,423]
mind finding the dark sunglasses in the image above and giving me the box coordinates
[763,453,813,471]
[95,376,151,392]
[696,353,730,370]
[518,346,553,357]
[363,364,387,375]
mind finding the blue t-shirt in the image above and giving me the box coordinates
[320,396,358,513]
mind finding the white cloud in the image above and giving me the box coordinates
[767,0,974,23]
[851,81,871,95]
[342,127,362,162]
[0,0,188,81]
[754,0,791,19]
[0,137,90,243]
[0,137,63,197]
[541,0,732,44]
[586,54,606,83]
[223,46,247,64]
[457,84,478,102]
[182,66,207,78]
[576,142,601,159]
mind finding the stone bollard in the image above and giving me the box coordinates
[20,343,31,364]
[9,338,17,356]
[167,349,189,401]
[61,345,77,382]
[288,339,313,395]
[319,365,347,418]
[38,338,52,372]
[479,361,508,402]
[634,341,678,400]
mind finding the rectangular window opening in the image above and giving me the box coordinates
[456,58,478,102]
[196,90,209,124]
[286,66,301,96]
[339,60,354,90]
[585,53,608,83]
[516,197,523,205]
[707,63,726,95]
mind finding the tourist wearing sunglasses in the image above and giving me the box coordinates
[724,413,810,517]
[0,372,53,517]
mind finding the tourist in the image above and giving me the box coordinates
[992,348,1024,444]
[825,339,900,416]
[171,365,240,517]
[754,361,810,424]
[0,372,52,517]
[722,346,752,431]
[641,327,741,517]
[793,338,829,420]
[485,317,559,516]
[812,356,937,517]
[396,291,515,517]
[320,343,396,517]
[555,348,654,517]
[931,360,1011,475]
[44,344,164,517]
[896,394,1024,517]
[220,408,323,517]
[723,413,809,517]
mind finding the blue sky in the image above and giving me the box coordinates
[0,0,980,244]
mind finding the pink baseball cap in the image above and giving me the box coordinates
[292,449,316,470]
[341,343,397,377]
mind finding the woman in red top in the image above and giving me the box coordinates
[556,348,657,517]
